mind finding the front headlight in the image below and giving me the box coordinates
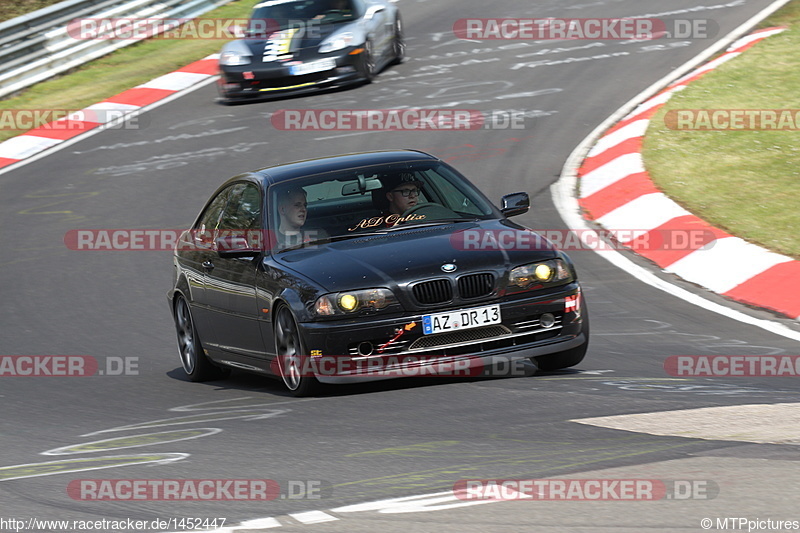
[508,259,573,291]
[319,31,356,53]
[315,288,397,316]
[220,50,252,66]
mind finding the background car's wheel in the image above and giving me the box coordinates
[360,39,376,83]
[174,295,230,382]
[391,16,405,64]
[274,304,319,396]
[534,311,590,371]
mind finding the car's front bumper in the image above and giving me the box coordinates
[218,50,365,101]
[297,285,586,384]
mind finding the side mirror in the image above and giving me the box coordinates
[216,233,261,258]
[501,192,529,217]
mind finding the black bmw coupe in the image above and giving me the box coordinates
[169,150,589,395]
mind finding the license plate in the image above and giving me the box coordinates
[290,58,336,76]
[422,305,501,335]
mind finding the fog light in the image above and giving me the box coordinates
[357,342,374,356]
[540,313,556,328]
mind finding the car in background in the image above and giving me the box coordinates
[168,150,589,396]
[217,0,403,102]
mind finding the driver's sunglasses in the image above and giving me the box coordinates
[392,187,420,198]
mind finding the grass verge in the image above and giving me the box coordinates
[1,0,66,23]
[644,2,800,259]
[0,0,252,143]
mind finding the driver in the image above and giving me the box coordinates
[382,173,423,216]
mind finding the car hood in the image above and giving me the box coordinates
[241,21,356,55]
[272,220,559,293]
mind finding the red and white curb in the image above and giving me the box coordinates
[577,27,800,321]
[0,54,220,171]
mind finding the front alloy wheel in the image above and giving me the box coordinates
[361,39,376,83]
[392,16,405,64]
[274,305,319,396]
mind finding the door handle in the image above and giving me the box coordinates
[202,261,214,271]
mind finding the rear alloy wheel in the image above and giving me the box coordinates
[174,295,229,382]
[274,305,319,396]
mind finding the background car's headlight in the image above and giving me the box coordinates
[508,259,573,291]
[220,50,252,66]
[315,288,397,316]
[319,32,356,53]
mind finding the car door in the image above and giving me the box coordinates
[181,185,230,346]
[202,181,267,360]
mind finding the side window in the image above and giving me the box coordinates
[219,183,263,231]
[422,168,491,216]
[194,186,231,246]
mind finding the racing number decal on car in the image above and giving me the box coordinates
[263,28,298,62]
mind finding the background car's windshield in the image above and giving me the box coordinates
[269,161,496,251]
[249,0,356,34]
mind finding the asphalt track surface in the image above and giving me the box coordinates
[2,0,800,531]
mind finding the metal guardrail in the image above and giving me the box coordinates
[0,0,234,99]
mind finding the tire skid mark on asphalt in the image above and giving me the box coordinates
[0,454,188,482]
[42,428,223,455]
[326,438,699,501]
[0,398,296,482]
[17,191,101,222]
[81,409,289,436]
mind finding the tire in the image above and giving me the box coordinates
[173,295,230,382]
[391,16,405,64]
[534,312,590,371]
[360,39,376,83]
[274,304,319,397]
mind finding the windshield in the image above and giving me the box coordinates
[249,0,357,34]
[268,161,497,252]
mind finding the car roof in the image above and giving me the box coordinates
[250,150,440,185]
